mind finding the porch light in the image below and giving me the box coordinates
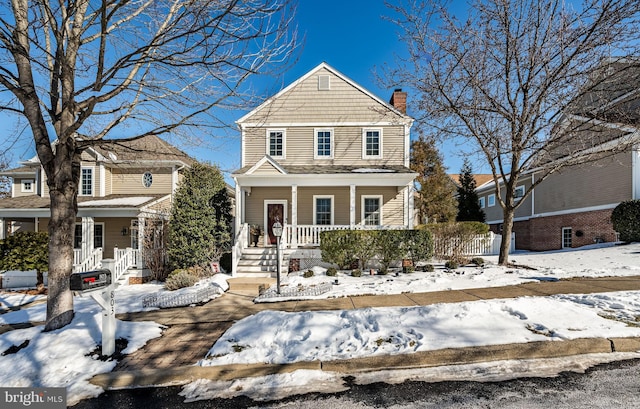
[121,227,128,236]
[272,221,283,294]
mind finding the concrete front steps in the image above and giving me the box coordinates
[235,247,293,278]
[227,277,276,296]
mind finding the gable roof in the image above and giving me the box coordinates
[16,135,195,168]
[236,62,412,125]
[449,174,494,189]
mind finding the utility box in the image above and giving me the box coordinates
[70,269,112,292]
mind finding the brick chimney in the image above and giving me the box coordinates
[389,89,407,114]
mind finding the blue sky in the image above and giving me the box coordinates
[1,1,470,179]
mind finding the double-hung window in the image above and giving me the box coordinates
[514,185,525,201]
[314,128,333,159]
[314,196,334,225]
[362,128,382,159]
[362,195,382,226]
[74,223,103,249]
[479,197,486,208]
[487,194,496,207]
[81,167,93,196]
[267,129,285,158]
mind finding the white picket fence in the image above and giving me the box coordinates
[432,232,515,257]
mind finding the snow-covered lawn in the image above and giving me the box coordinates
[1,243,640,405]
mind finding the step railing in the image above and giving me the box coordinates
[112,247,139,282]
[72,248,103,273]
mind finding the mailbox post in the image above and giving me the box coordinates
[70,259,116,356]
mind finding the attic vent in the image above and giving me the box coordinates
[318,75,330,91]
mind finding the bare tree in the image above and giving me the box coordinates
[0,153,10,199]
[386,0,640,264]
[0,0,297,330]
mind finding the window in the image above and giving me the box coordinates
[318,75,330,90]
[314,196,334,225]
[562,227,572,249]
[81,167,93,196]
[488,194,495,207]
[267,130,285,158]
[21,179,34,193]
[362,129,382,158]
[479,197,486,208]
[142,172,153,188]
[74,223,104,249]
[362,196,382,226]
[314,129,333,159]
[514,185,525,200]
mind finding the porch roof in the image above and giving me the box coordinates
[0,194,168,218]
[233,163,415,175]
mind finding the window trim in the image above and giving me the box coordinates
[314,128,334,159]
[21,179,34,193]
[73,222,105,249]
[562,227,572,249]
[479,197,486,208]
[362,128,383,159]
[313,195,334,225]
[361,195,383,226]
[266,129,286,159]
[80,167,94,196]
[487,194,496,207]
[142,171,153,188]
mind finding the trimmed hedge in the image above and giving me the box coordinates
[320,229,434,270]
[611,200,640,242]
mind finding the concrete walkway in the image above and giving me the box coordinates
[91,275,640,389]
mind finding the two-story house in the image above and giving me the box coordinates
[0,135,195,282]
[476,61,640,251]
[232,62,416,275]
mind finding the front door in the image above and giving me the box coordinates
[266,203,285,245]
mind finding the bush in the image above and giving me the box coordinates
[611,200,640,242]
[303,269,314,278]
[165,268,200,290]
[421,264,435,272]
[444,260,459,270]
[399,229,434,264]
[403,266,415,273]
[470,257,485,266]
[0,231,49,288]
[375,230,403,271]
[326,267,338,276]
[351,269,362,277]
[320,230,358,269]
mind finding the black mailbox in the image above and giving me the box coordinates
[70,269,112,292]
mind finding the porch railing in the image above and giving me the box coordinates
[232,223,250,275]
[72,248,103,273]
[112,247,139,283]
[285,224,408,248]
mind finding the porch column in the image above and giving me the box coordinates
[137,216,145,268]
[0,218,5,240]
[235,182,242,235]
[350,184,356,227]
[291,184,298,248]
[407,183,415,229]
[81,217,94,260]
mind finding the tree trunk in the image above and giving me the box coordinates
[498,207,515,265]
[43,153,78,331]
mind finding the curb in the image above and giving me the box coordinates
[90,336,640,389]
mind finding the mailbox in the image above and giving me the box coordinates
[70,269,112,292]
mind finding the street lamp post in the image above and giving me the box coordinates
[272,221,283,294]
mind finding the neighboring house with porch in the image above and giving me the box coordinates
[0,135,195,283]
[232,62,417,276]
[476,61,640,251]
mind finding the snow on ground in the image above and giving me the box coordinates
[1,243,640,405]
[0,292,46,309]
[0,274,228,405]
[258,242,640,302]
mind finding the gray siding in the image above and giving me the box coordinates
[534,152,632,213]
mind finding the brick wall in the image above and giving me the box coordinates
[528,209,617,251]
[488,220,531,250]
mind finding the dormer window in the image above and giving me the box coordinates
[21,179,34,193]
